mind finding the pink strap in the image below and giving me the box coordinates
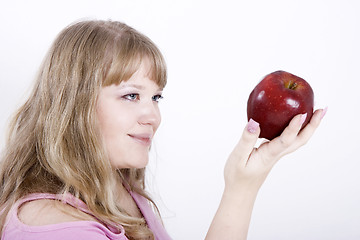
[130,191,172,240]
[15,192,171,239]
[16,193,92,216]
[15,193,123,233]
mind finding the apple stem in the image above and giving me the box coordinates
[286,81,298,90]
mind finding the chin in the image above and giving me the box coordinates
[131,153,150,168]
[121,157,149,169]
[130,161,149,169]
[110,150,150,169]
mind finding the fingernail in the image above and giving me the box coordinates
[321,106,328,119]
[300,113,307,125]
[247,118,259,133]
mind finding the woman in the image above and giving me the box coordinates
[0,20,326,240]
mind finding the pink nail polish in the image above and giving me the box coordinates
[300,113,307,125]
[321,107,328,119]
[247,118,259,133]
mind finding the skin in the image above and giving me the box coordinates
[96,60,163,169]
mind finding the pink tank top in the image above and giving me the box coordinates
[1,192,172,240]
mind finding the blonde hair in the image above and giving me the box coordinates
[0,20,167,239]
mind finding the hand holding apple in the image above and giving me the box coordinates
[212,71,324,240]
[247,70,314,140]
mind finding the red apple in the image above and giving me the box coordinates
[247,70,314,140]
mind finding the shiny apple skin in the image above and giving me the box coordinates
[247,70,314,140]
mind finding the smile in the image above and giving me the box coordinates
[128,134,152,146]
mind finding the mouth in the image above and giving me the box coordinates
[128,134,152,146]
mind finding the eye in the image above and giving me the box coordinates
[123,93,140,101]
[152,94,163,102]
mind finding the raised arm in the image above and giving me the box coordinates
[205,108,326,240]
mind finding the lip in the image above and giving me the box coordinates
[128,133,152,146]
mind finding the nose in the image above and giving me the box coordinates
[138,101,161,127]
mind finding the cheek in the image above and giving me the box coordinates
[97,104,122,144]
[96,113,128,167]
[97,99,132,133]
[154,109,162,132]
[98,112,129,139]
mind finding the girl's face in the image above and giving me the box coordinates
[96,60,163,169]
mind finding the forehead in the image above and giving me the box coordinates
[119,58,162,86]
[103,54,166,90]
[119,61,163,90]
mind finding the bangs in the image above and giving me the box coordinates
[103,32,167,89]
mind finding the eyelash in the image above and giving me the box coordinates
[123,93,139,101]
[122,93,163,102]
[152,94,164,102]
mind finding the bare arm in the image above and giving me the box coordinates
[205,108,326,240]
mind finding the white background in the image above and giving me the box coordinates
[1,0,359,239]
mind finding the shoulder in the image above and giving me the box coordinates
[4,197,128,240]
[18,198,96,226]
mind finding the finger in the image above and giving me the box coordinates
[231,119,260,167]
[295,107,327,147]
[265,113,307,158]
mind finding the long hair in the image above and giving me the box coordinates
[0,20,167,239]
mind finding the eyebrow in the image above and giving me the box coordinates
[118,83,145,90]
[118,83,163,91]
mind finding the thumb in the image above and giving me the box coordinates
[230,119,260,167]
